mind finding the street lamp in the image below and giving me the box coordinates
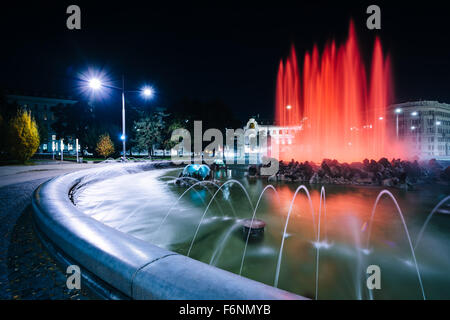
[89,78,102,90]
[435,121,442,157]
[142,86,153,98]
[395,108,402,139]
[86,74,154,161]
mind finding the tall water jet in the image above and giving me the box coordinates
[276,45,302,127]
[275,21,402,162]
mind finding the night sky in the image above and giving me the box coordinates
[1,1,449,122]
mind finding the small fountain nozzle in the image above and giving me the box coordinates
[241,219,266,242]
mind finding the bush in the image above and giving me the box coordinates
[7,109,40,162]
[96,133,115,158]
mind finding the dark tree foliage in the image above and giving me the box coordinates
[133,111,167,157]
[50,100,122,156]
[167,98,241,149]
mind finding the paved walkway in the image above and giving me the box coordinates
[0,161,106,299]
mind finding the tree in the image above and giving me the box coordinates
[96,133,115,158]
[162,116,185,151]
[167,98,241,151]
[7,109,40,162]
[133,112,166,157]
[51,100,97,155]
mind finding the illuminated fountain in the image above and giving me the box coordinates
[72,166,450,299]
[275,22,403,162]
[43,22,449,301]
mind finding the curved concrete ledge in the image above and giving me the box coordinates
[32,161,306,300]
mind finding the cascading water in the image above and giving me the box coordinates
[275,21,403,162]
[74,167,450,299]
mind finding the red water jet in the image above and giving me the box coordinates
[275,22,402,163]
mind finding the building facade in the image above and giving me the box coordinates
[388,101,450,159]
[6,94,78,154]
[240,118,303,161]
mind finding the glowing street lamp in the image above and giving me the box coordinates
[85,73,154,161]
[142,86,153,98]
[88,78,102,90]
[395,108,402,139]
[286,105,292,110]
[435,121,442,156]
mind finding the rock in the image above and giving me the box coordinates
[378,157,391,169]
[248,165,258,177]
[441,166,450,181]
[356,177,372,184]
[330,165,341,178]
[309,172,320,184]
[270,158,448,187]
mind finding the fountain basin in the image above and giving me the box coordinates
[31,161,305,300]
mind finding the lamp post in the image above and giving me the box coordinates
[76,138,79,163]
[121,76,126,161]
[436,121,442,157]
[60,139,64,161]
[395,108,402,139]
[87,75,153,161]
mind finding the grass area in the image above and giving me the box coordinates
[63,156,106,162]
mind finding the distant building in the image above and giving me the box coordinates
[388,101,450,159]
[6,94,78,154]
[237,118,303,161]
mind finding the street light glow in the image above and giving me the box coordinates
[395,108,402,114]
[286,105,292,110]
[142,86,154,98]
[411,111,418,116]
[436,121,442,126]
[89,78,102,90]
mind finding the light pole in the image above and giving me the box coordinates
[121,76,126,161]
[87,76,153,161]
[60,139,64,161]
[76,138,79,163]
[436,121,442,157]
[395,108,402,139]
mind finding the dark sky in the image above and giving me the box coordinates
[1,1,449,121]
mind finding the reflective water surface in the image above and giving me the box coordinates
[74,167,450,299]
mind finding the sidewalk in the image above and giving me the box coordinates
[0,161,107,299]
[0,161,106,188]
